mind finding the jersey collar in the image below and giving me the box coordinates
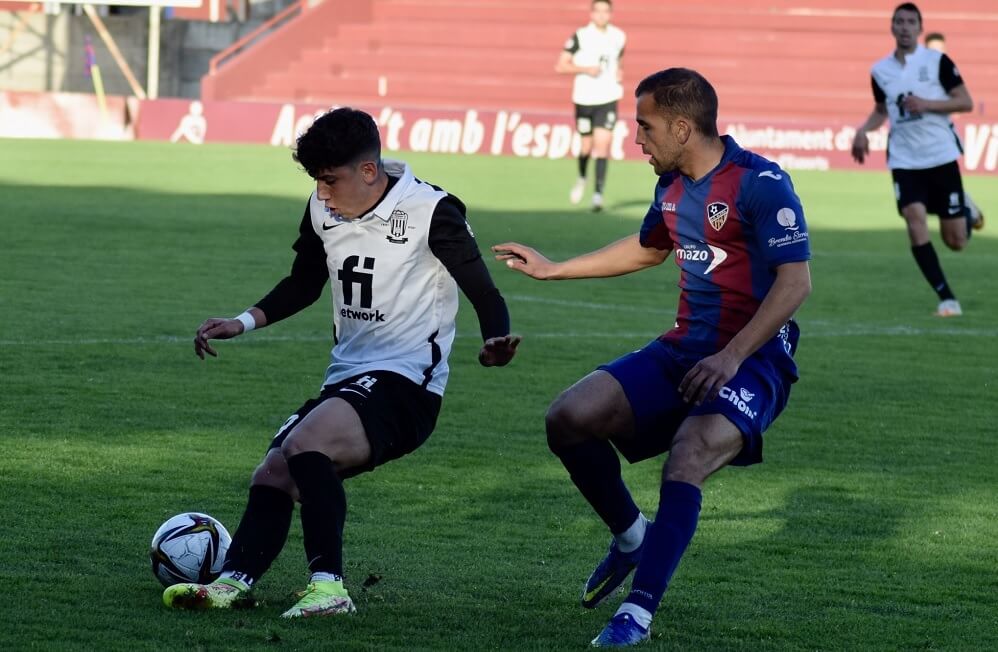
[367,159,413,222]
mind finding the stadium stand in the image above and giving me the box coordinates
[202,0,998,121]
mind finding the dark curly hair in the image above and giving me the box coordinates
[293,107,381,178]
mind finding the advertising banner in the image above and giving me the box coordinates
[136,98,998,175]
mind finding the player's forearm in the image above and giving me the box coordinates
[254,275,325,326]
[555,61,588,75]
[857,109,888,133]
[548,235,666,279]
[925,95,973,114]
[721,262,812,363]
[447,257,511,340]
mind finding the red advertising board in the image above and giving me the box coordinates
[136,97,998,175]
[3,91,996,175]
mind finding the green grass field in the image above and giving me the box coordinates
[2,139,996,650]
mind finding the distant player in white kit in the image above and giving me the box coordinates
[851,2,983,317]
[556,0,626,212]
[164,107,520,618]
[924,30,986,231]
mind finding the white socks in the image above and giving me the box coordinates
[218,570,253,589]
[615,514,649,553]
[310,572,343,583]
[616,602,653,629]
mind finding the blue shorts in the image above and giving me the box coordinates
[599,339,797,466]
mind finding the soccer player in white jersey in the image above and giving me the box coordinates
[925,30,986,231]
[163,108,520,618]
[556,0,626,212]
[851,2,982,318]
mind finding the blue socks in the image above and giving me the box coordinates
[624,480,702,614]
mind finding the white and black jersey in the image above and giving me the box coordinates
[871,45,966,170]
[255,160,509,396]
[564,22,626,106]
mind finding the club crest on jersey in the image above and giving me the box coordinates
[707,202,729,231]
[387,209,409,244]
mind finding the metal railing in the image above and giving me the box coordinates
[207,0,306,75]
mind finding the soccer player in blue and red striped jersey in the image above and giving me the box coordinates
[494,68,812,647]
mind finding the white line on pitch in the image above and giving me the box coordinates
[1,324,996,348]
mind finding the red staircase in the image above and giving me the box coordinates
[203,0,998,122]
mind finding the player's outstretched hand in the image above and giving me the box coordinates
[478,334,522,367]
[678,349,741,406]
[851,131,869,164]
[194,317,244,360]
[492,243,555,280]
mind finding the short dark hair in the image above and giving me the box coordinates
[293,107,381,178]
[892,2,922,26]
[925,31,945,43]
[635,68,719,137]
[592,0,611,7]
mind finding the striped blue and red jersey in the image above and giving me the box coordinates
[639,136,810,375]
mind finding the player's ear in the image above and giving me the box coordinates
[674,118,692,145]
[358,160,379,182]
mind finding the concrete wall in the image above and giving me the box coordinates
[0,6,279,99]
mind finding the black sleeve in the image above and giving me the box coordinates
[563,32,580,54]
[428,195,510,341]
[939,54,965,92]
[871,75,886,104]
[254,202,329,325]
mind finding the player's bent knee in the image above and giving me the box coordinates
[545,399,591,449]
[663,449,712,486]
[664,426,742,486]
[250,458,296,496]
[943,235,966,251]
[279,429,322,459]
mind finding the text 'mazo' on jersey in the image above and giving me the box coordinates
[639,136,811,373]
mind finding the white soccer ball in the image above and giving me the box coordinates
[150,512,231,587]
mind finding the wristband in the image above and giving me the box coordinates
[234,311,256,333]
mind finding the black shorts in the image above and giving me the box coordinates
[574,101,618,135]
[892,161,967,219]
[268,371,442,476]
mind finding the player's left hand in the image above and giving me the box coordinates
[902,95,931,115]
[678,350,742,406]
[478,334,522,367]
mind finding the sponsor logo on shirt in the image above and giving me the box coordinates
[675,243,727,274]
[776,207,799,231]
[663,201,678,213]
[767,231,809,248]
[340,307,387,322]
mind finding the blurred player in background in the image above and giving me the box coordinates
[495,68,811,647]
[164,108,520,618]
[925,30,986,231]
[852,3,982,318]
[556,0,626,212]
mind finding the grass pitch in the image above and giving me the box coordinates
[1,139,996,650]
